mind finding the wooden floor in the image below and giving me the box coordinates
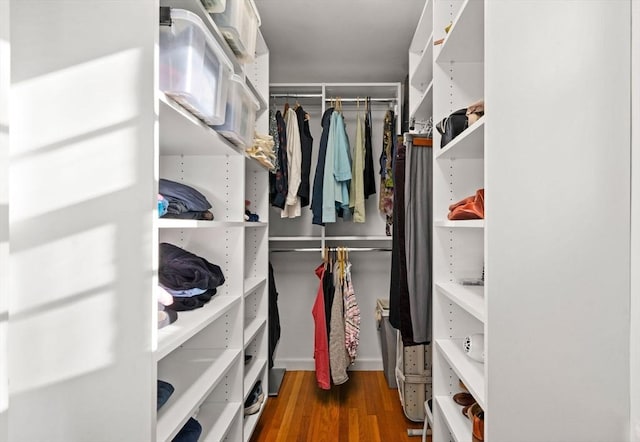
[249,371,428,442]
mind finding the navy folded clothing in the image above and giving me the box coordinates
[172,417,202,442]
[157,380,175,410]
[159,178,212,214]
[159,243,225,291]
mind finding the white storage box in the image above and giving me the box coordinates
[211,0,260,63]
[160,8,233,125]
[200,0,226,13]
[212,74,259,148]
[395,334,432,422]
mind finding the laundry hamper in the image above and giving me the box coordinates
[395,333,432,422]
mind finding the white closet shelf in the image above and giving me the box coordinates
[243,359,267,401]
[410,33,434,91]
[435,0,484,64]
[244,317,266,348]
[246,156,272,173]
[158,219,248,229]
[243,402,266,442]
[409,0,433,53]
[269,236,323,241]
[197,402,242,442]
[436,282,485,323]
[245,221,268,228]
[409,80,433,119]
[157,296,241,361]
[157,348,241,442]
[435,339,485,410]
[434,394,473,442]
[159,94,243,156]
[435,117,484,160]
[244,277,266,297]
[434,219,484,228]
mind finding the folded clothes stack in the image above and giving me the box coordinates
[159,178,215,220]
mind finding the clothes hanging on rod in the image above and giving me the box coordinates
[363,97,377,199]
[349,100,366,222]
[389,133,433,345]
[268,262,281,370]
[389,140,416,346]
[311,247,361,390]
[322,99,352,223]
[311,107,334,226]
[404,134,433,344]
[295,105,313,207]
[282,107,302,218]
[269,96,314,217]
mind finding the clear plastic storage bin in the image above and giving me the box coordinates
[212,74,259,148]
[160,8,233,125]
[200,0,225,13]
[211,0,261,63]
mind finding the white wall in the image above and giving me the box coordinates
[9,2,156,440]
[631,1,640,440]
[486,1,631,441]
[0,0,9,438]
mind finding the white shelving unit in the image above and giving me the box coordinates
[423,1,634,441]
[409,0,434,125]
[430,1,485,437]
[157,1,270,440]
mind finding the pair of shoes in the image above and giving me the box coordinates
[244,380,265,416]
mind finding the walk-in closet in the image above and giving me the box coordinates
[1,1,640,442]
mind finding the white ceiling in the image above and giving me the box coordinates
[254,0,425,84]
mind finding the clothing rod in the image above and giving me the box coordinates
[269,247,392,253]
[324,98,396,102]
[270,93,324,98]
[269,94,397,103]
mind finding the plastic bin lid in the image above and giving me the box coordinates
[229,74,259,108]
[170,8,234,73]
[247,0,261,27]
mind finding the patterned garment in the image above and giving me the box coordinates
[379,110,395,235]
[343,262,360,362]
[269,109,280,172]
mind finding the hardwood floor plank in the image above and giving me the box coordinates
[249,371,427,442]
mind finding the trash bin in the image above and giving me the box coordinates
[376,298,398,388]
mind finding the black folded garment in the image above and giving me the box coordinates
[159,243,225,291]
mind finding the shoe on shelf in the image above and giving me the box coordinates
[244,380,265,416]
[452,392,475,406]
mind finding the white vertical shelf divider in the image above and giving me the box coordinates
[0,2,8,438]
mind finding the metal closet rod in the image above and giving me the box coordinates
[269,93,397,103]
[270,247,392,253]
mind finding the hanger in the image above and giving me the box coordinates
[284,93,290,114]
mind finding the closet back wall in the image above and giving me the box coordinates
[270,103,393,370]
